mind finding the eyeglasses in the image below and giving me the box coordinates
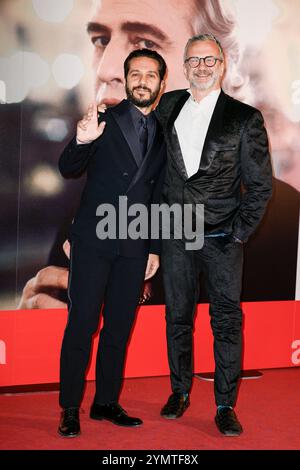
[184,56,223,68]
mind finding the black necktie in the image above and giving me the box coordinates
[138,115,148,158]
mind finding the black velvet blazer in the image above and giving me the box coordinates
[156,89,273,242]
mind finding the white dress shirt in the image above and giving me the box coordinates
[175,89,221,178]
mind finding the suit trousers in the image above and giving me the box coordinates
[59,235,147,408]
[161,235,244,407]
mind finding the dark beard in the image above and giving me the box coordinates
[126,85,159,107]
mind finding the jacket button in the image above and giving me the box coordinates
[123,172,129,177]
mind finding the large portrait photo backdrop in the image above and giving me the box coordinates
[0,0,300,387]
[0,0,299,312]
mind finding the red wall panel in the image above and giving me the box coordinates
[0,301,299,387]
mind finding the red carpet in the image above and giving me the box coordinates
[0,368,299,450]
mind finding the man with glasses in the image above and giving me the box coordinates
[157,34,273,436]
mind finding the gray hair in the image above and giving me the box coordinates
[189,0,247,99]
[183,34,224,62]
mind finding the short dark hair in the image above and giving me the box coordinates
[124,48,167,81]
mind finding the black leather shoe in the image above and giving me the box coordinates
[90,402,143,427]
[58,407,81,437]
[160,393,190,419]
[215,408,243,436]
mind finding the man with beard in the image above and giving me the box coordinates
[157,35,272,435]
[57,48,166,437]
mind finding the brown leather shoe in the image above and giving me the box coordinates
[160,393,190,419]
[215,408,243,436]
[58,407,81,438]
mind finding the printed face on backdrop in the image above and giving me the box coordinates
[183,39,224,92]
[88,0,194,105]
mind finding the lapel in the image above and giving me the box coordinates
[126,118,164,194]
[195,89,227,174]
[166,89,228,181]
[166,90,190,180]
[110,99,142,168]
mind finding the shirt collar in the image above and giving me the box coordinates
[128,100,154,123]
[187,88,221,104]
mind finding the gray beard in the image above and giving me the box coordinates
[190,74,217,91]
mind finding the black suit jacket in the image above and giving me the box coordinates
[156,89,273,242]
[59,99,166,257]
